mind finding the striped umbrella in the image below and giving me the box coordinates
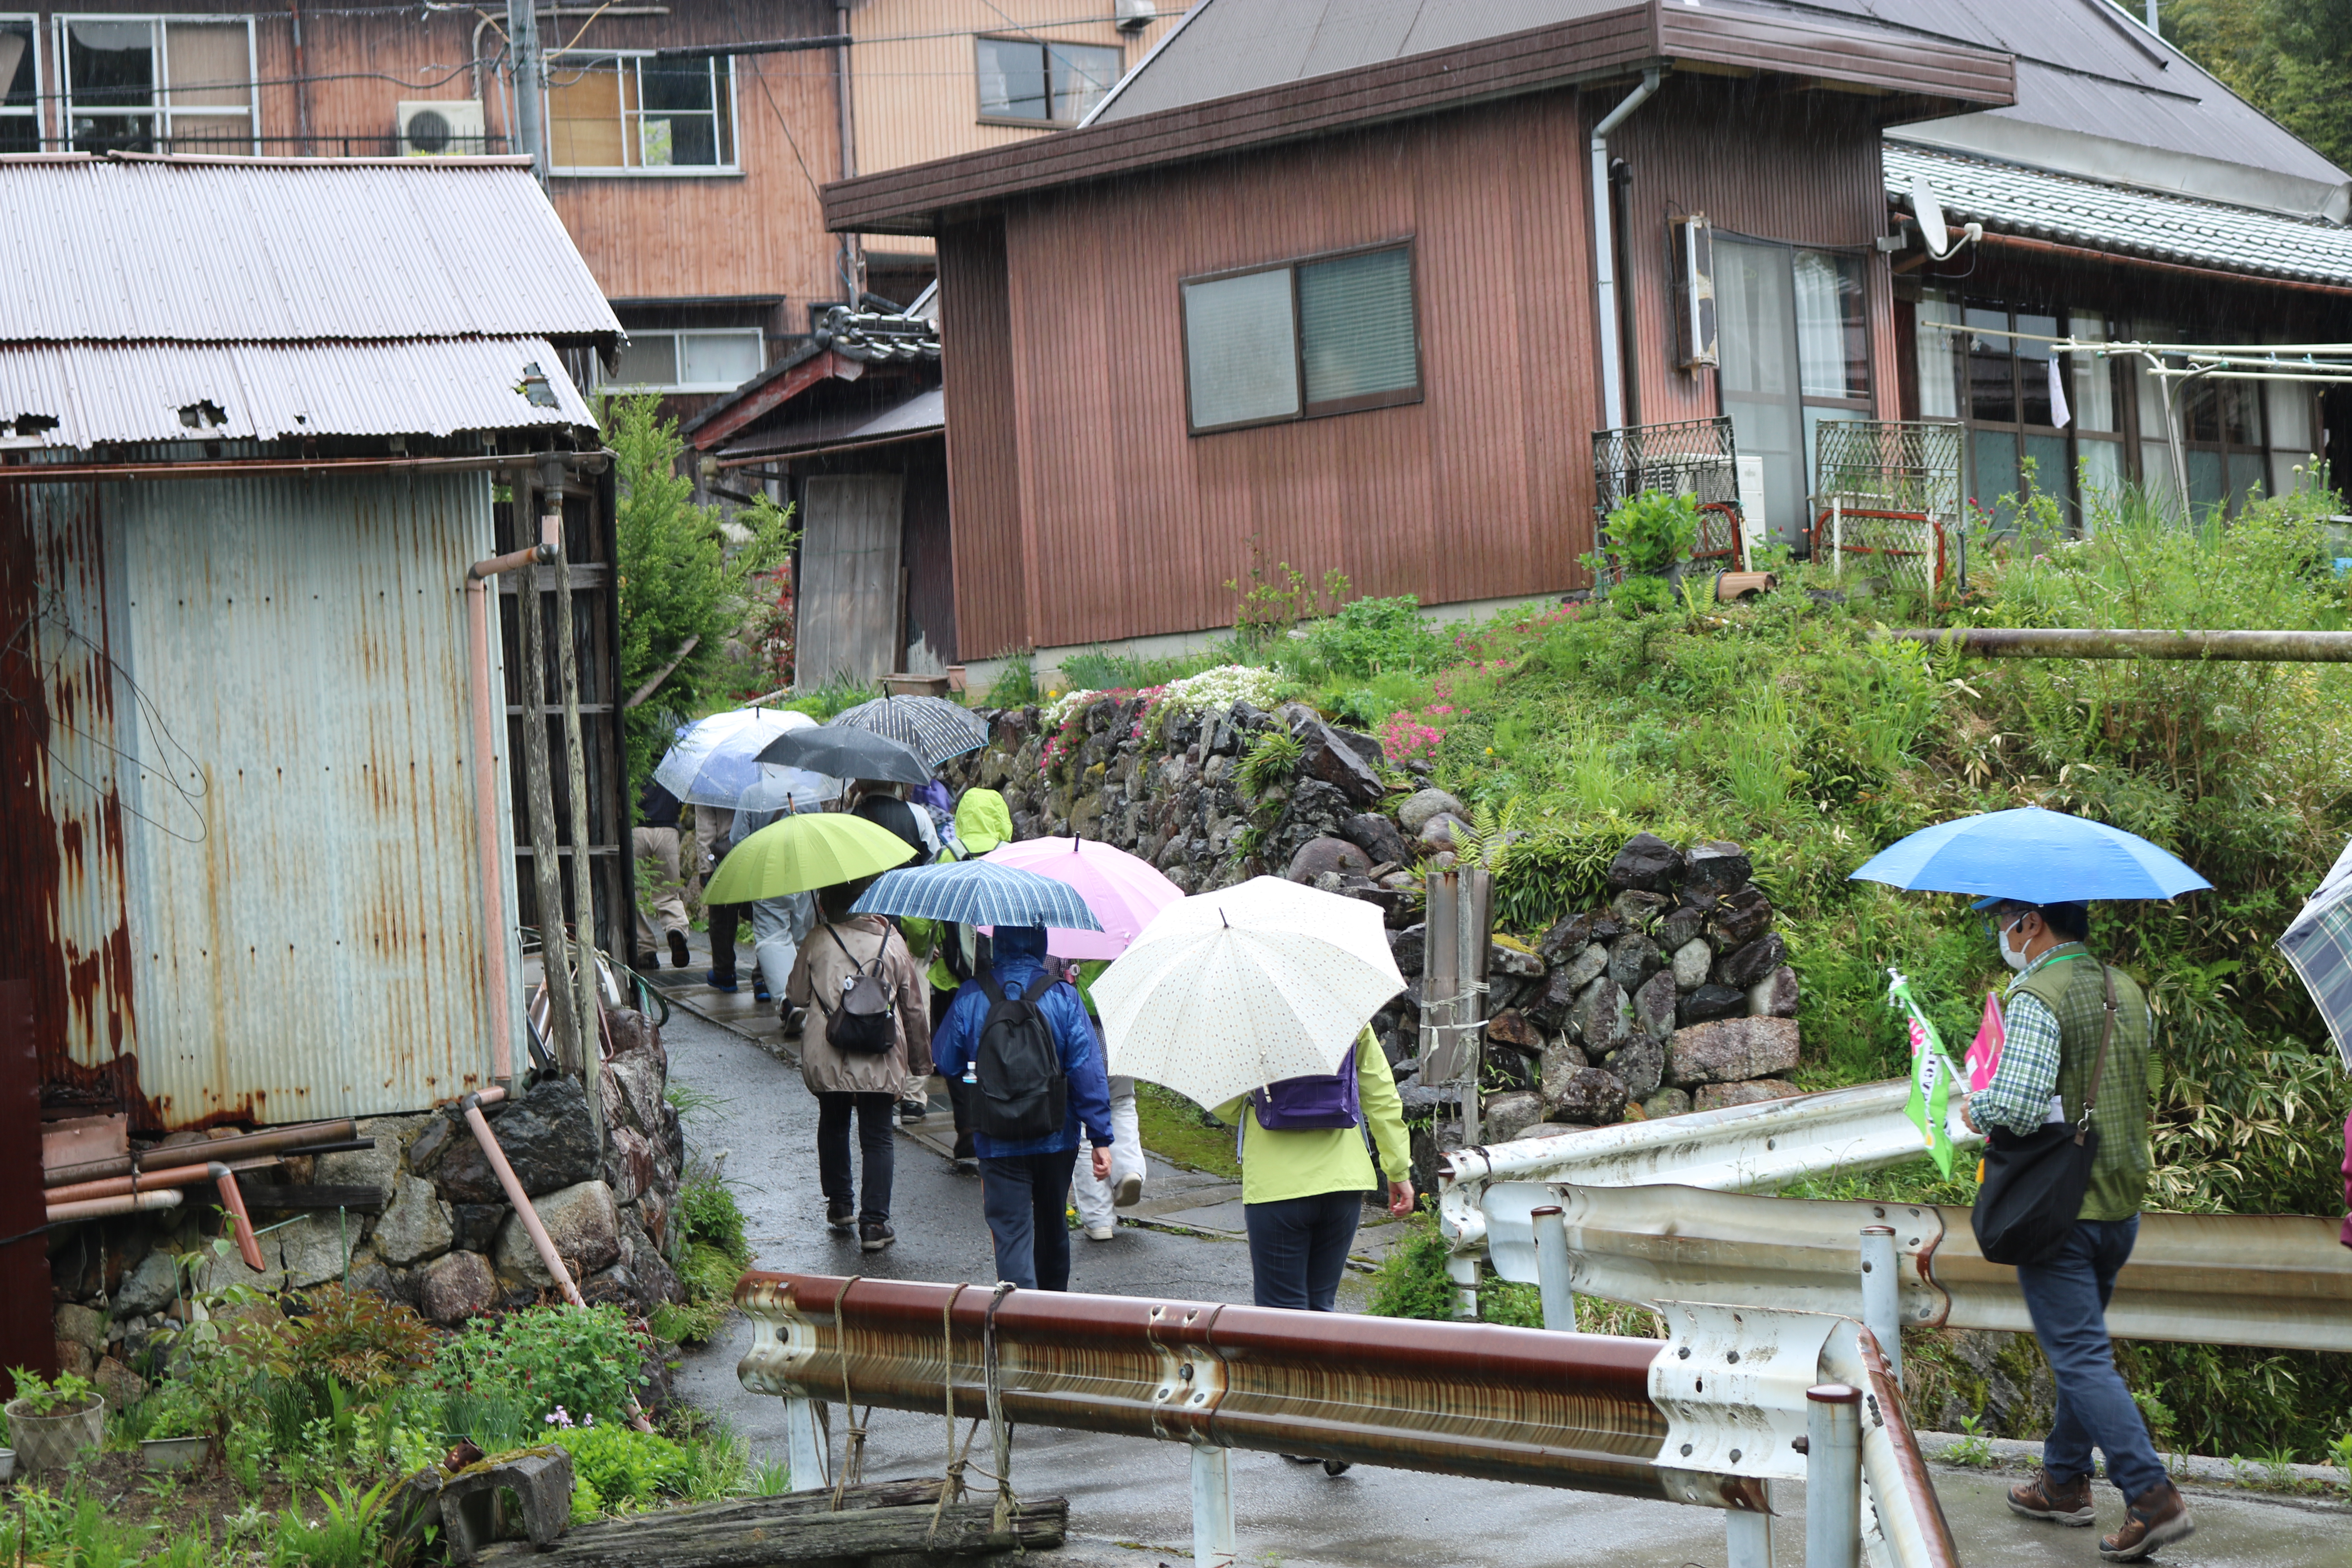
[831,695,990,769]
[852,859,1104,932]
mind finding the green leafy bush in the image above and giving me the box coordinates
[1598,489,1701,576]
[434,1306,650,1429]
[984,653,1040,708]
[554,1423,694,1517]
[1306,595,1450,678]
[1609,573,1675,617]
[653,1241,746,1346]
[679,1175,750,1264]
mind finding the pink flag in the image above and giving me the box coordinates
[1966,991,2005,1091]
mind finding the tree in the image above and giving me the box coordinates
[608,393,796,795]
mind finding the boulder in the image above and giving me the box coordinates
[1297,720,1388,807]
[1483,1091,1546,1145]
[618,1213,682,1311]
[416,1250,498,1327]
[1605,832,1684,893]
[1678,984,1750,1027]
[1343,812,1411,867]
[1748,965,1801,1019]
[1537,911,1598,964]
[1658,905,1707,955]
[279,1214,351,1290]
[1671,938,1713,992]
[53,1303,105,1356]
[1601,1035,1665,1100]
[1539,1035,1588,1101]
[1288,835,1372,884]
[602,1048,669,1141]
[114,1249,181,1318]
[315,1112,428,1200]
[1569,976,1626,1056]
[1486,1011,1542,1053]
[605,1126,657,1208]
[1519,1123,1596,1140]
[495,1179,622,1287]
[1607,935,1663,995]
[375,1173,456,1267]
[451,1204,506,1254]
[1710,884,1775,947]
[1630,969,1678,1042]
[1610,890,1668,931]
[93,1356,145,1410]
[1388,924,1426,978]
[1544,1067,1629,1125]
[1488,940,1545,980]
[1553,942,1610,997]
[53,1339,93,1379]
[1418,813,1470,853]
[1667,1016,1802,1085]
[405,1113,460,1178]
[1642,1087,1694,1120]
[433,1076,601,1203]
[1694,1079,1803,1112]
[1682,841,1753,896]
[1715,933,1789,991]
[1397,788,1469,834]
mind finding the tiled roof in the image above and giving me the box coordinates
[1885,143,2352,286]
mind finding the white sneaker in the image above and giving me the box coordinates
[1112,1172,1143,1209]
[1084,1223,1115,1242]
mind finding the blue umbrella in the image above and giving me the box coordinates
[1849,806,2211,904]
[852,859,1104,931]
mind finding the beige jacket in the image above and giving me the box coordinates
[786,916,930,1096]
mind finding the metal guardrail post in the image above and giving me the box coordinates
[1531,1205,1577,1331]
[1859,1225,1901,1388]
[785,1393,826,1493]
[1725,1508,1775,1568]
[1190,1444,1236,1568]
[1805,1384,1862,1568]
[1446,1253,1480,1321]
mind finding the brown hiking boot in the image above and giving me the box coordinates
[2007,1468,2095,1526]
[2100,1482,2193,1561]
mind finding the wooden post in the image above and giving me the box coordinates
[513,545,580,1074]
[549,518,606,1142]
[1420,871,1459,1090]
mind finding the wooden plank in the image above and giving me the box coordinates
[237,1182,387,1212]
[795,474,906,690]
[474,1495,1067,1565]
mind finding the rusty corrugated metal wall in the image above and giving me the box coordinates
[944,93,1603,659]
[1,472,516,1130]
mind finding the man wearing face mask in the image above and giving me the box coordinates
[1960,899,2190,1563]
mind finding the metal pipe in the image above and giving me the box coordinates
[45,1190,181,1225]
[507,0,547,179]
[210,1161,267,1272]
[653,32,849,60]
[1531,1204,1577,1332]
[1190,1445,1236,1568]
[44,1116,358,1187]
[1876,626,2352,662]
[0,453,553,485]
[461,1091,585,1307]
[1589,69,1660,432]
[1724,1510,1774,1568]
[1860,1225,1901,1388]
[469,543,553,1087]
[1804,1383,1862,1568]
[45,1154,279,1206]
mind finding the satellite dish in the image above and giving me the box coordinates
[1911,172,1951,257]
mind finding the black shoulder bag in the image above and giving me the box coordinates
[1970,960,2116,1267]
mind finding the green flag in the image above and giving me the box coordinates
[1887,968,1965,1178]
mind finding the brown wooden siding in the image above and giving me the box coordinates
[945,95,1602,658]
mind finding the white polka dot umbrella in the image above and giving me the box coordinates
[1089,875,1406,1112]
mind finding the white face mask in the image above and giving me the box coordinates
[1998,916,2033,972]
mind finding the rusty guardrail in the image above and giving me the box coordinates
[734,1272,1962,1568]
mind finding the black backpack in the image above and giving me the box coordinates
[972,975,1066,1140]
[817,925,897,1056]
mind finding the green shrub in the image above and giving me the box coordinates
[653,1241,746,1346]
[1609,573,1675,617]
[679,1175,751,1264]
[1306,595,1450,678]
[1598,489,1701,576]
[553,1423,694,1516]
[433,1306,650,1429]
[984,653,1040,708]
[1235,730,1303,798]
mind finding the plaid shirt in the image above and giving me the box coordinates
[1969,943,2151,1137]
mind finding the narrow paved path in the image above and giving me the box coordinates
[659,1005,2349,1568]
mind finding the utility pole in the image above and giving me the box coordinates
[508,0,547,180]
[2145,0,2159,34]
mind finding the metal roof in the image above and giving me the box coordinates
[1885,143,2352,286]
[0,338,597,447]
[0,156,620,346]
[719,385,944,462]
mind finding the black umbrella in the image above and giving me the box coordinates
[755,722,931,785]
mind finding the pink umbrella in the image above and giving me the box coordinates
[980,837,1184,959]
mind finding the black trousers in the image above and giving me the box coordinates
[816,1091,896,1224]
[1243,1190,1364,1311]
[929,988,975,1161]
[980,1148,1080,1290]
[708,902,744,980]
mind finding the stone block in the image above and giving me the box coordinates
[450,1204,505,1254]
[1397,788,1468,834]
[1658,905,1706,955]
[1710,884,1775,947]
[1544,1067,1628,1125]
[53,1338,93,1378]
[1343,812,1410,868]
[1289,835,1372,884]
[416,1250,497,1326]
[1483,1091,1545,1145]
[1488,940,1545,979]
[93,1356,145,1409]
[1678,984,1749,1027]
[1568,976,1626,1056]
[494,1179,621,1288]
[376,1173,455,1267]
[1683,840,1753,895]
[1486,1010,1542,1053]
[1601,1034,1664,1100]
[1518,1123,1595,1140]
[1537,911,1597,964]
[1671,938,1713,992]
[1667,1016,1802,1086]
[1298,719,1388,807]
[1631,969,1678,1042]
[1605,832,1684,893]
[1714,932,1788,991]
[114,1249,180,1318]
[279,1214,352,1290]
[1693,1079,1803,1112]
[1539,1035,1588,1101]
[1642,1087,1694,1120]
[54,1303,105,1355]
[316,1113,428,1198]
[1388,924,1426,978]
[1417,813,1470,853]
[1608,935,1663,996]
[1748,965,1800,1019]
[601,1049,668,1141]
[434,1076,600,1203]
[1610,890,1668,931]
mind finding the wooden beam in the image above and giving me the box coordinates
[473,1493,1068,1565]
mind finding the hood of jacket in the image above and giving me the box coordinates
[955,788,1013,855]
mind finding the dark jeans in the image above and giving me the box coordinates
[1244,1190,1364,1311]
[929,993,974,1161]
[980,1148,1080,1290]
[708,902,744,980]
[816,1091,895,1225]
[2015,1214,2166,1499]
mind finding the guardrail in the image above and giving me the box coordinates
[1488,1181,2352,1354]
[734,1270,1958,1568]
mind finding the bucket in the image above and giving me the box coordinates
[5,1395,104,1476]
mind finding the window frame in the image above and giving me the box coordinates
[972,32,1123,129]
[0,15,42,151]
[544,48,740,178]
[1178,238,1425,437]
[53,12,258,154]
[594,327,766,393]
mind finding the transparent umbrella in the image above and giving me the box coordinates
[653,709,816,808]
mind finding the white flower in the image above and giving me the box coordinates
[1042,688,1103,728]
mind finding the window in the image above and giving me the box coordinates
[0,18,36,152]
[1715,240,1873,543]
[55,14,254,153]
[548,52,735,173]
[975,35,1120,126]
[1180,244,1420,434]
[595,329,764,392]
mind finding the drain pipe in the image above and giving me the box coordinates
[461,1090,586,1308]
[1590,68,1661,433]
[209,1162,269,1272]
[468,541,555,1089]
[43,1190,181,1226]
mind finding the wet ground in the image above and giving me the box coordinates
[654,991,2352,1567]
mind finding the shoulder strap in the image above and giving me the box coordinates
[976,973,1005,1006]
[2074,959,2118,1147]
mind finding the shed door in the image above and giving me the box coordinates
[796,474,904,688]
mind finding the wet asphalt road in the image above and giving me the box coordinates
[659,1005,2352,1568]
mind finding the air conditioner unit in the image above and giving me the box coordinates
[398,99,486,157]
[1672,212,1718,370]
[1114,0,1157,30]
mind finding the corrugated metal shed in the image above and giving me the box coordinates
[0,156,619,346]
[0,339,596,448]
[1887,143,2352,286]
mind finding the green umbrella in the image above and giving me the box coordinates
[702,813,917,904]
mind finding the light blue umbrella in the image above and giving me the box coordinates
[852,860,1104,931]
[652,708,815,807]
[1849,806,2211,904]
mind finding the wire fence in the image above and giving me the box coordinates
[1812,420,1964,592]
[1590,416,1747,577]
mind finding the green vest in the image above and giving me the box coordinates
[2011,948,2153,1223]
